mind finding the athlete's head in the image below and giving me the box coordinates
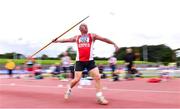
[79,23,88,34]
[126,48,133,53]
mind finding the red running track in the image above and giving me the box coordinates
[0,78,180,108]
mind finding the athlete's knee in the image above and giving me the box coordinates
[73,77,81,82]
[94,74,101,81]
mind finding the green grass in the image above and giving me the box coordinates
[0,59,61,65]
[0,59,27,65]
[0,58,152,65]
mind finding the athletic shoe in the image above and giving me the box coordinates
[97,96,109,105]
[64,89,71,100]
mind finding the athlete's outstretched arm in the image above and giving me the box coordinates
[52,36,77,43]
[93,34,119,52]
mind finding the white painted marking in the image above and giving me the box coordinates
[102,87,108,90]
[0,83,179,94]
[10,83,15,86]
[77,85,83,88]
[57,84,63,88]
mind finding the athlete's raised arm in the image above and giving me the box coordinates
[93,34,119,52]
[52,36,77,43]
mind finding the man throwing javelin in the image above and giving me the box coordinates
[53,24,119,105]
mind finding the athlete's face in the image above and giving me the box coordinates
[126,48,132,53]
[79,24,88,34]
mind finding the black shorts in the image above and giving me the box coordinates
[62,67,69,73]
[126,64,133,71]
[110,64,116,72]
[8,69,13,75]
[75,60,96,71]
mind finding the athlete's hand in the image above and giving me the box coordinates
[114,45,120,53]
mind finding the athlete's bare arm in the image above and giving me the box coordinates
[93,34,119,52]
[52,36,77,43]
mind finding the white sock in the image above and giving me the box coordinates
[67,85,71,91]
[96,92,103,97]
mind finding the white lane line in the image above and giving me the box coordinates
[57,84,63,88]
[10,83,15,86]
[0,83,57,89]
[107,88,180,94]
[0,83,180,94]
[77,85,83,88]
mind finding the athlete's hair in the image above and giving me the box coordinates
[79,23,87,30]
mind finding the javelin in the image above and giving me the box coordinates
[30,16,89,58]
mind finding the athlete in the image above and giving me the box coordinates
[52,23,119,105]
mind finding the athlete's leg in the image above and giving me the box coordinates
[67,61,84,89]
[64,71,82,99]
[89,67,108,105]
[69,71,82,88]
[89,67,102,92]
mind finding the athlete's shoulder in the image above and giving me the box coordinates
[88,33,96,35]
[89,33,101,41]
[88,33,97,38]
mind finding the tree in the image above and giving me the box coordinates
[57,46,76,60]
[114,44,175,63]
[66,46,76,60]
[0,52,25,59]
[41,54,49,60]
[114,47,126,60]
[147,44,174,62]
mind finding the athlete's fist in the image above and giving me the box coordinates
[114,45,120,53]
